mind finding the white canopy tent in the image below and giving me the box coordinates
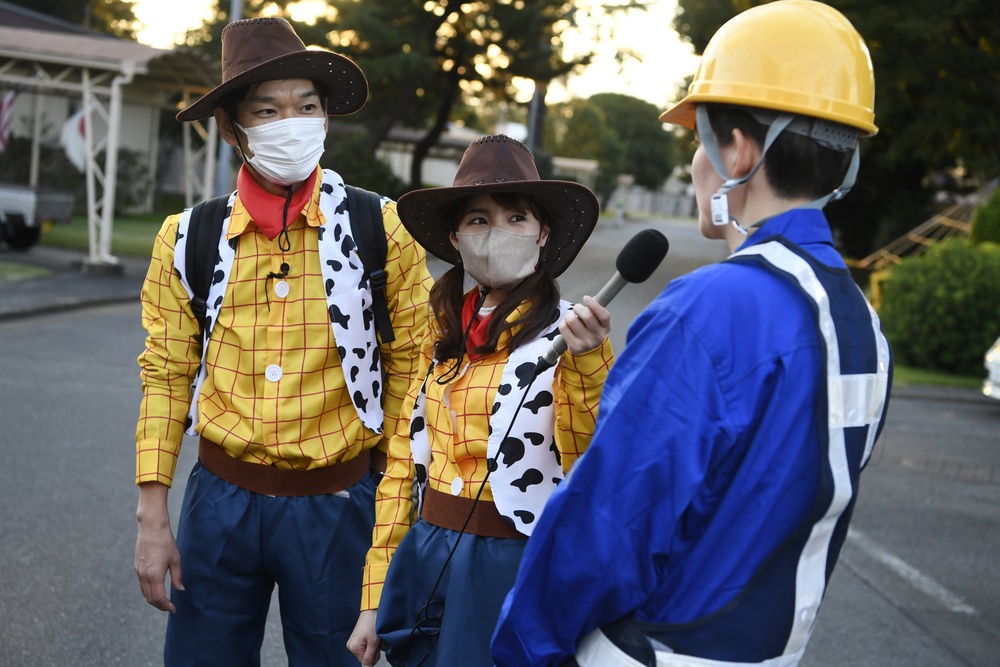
[0,25,219,269]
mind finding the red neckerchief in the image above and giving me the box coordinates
[461,288,494,360]
[236,166,318,240]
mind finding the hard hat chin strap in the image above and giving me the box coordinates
[813,145,860,207]
[697,105,793,235]
[696,106,860,235]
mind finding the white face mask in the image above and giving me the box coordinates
[235,117,326,186]
[455,227,544,289]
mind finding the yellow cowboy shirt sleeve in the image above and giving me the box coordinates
[136,177,432,486]
[361,305,614,610]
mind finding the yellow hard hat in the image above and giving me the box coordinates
[660,0,877,136]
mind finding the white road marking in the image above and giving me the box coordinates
[848,529,977,614]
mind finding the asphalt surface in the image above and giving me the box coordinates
[2,239,997,666]
[1,243,993,408]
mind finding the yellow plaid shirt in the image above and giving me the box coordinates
[135,173,432,485]
[361,303,614,609]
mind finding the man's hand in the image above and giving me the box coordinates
[134,482,184,613]
[559,295,612,354]
[347,609,382,666]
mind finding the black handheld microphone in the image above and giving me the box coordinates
[534,228,669,376]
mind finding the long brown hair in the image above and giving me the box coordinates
[430,193,562,363]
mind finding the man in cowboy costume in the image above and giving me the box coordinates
[133,17,431,665]
[491,2,893,666]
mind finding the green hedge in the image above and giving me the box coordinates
[971,186,1000,245]
[877,238,1000,376]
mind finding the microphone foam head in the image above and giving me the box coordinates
[616,229,669,283]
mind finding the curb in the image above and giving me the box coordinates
[890,383,996,407]
[0,292,140,323]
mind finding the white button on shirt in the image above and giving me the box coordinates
[450,477,463,496]
[265,365,283,382]
[274,280,290,299]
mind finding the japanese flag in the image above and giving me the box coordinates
[60,106,88,172]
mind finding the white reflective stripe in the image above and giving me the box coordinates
[862,299,891,466]
[789,425,850,653]
[576,629,646,667]
[577,629,805,667]
[828,373,886,429]
[652,647,804,667]
[729,242,853,656]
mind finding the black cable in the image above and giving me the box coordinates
[278,186,293,252]
[263,262,289,311]
[398,369,539,662]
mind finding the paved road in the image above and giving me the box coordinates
[1,218,997,666]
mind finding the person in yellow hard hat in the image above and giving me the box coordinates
[491,2,894,666]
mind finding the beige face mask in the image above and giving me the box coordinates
[455,227,544,289]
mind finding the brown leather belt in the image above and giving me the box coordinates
[198,436,385,497]
[422,487,526,539]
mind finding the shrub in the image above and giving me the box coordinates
[970,186,1000,245]
[877,238,1000,376]
[0,136,150,216]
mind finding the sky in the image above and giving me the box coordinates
[131,0,699,111]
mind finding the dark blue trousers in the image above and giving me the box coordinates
[164,461,379,666]
[376,518,527,667]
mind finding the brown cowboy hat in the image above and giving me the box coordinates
[396,135,600,277]
[176,17,368,122]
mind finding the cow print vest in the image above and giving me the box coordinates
[409,300,573,536]
[173,169,387,437]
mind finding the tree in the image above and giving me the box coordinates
[673,0,1000,259]
[7,0,139,39]
[182,1,658,191]
[546,98,625,200]
[588,93,673,191]
[546,93,673,203]
[324,0,599,189]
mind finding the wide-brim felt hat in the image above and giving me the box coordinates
[396,135,600,277]
[176,17,368,122]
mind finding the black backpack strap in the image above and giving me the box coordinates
[185,195,230,339]
[345,184,395,343]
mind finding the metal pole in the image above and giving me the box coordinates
[94,62,135,266]
[29,91,41,186]
[526,82,541,152]
[214,0,242,196]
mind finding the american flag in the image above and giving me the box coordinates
[0,90,17,152]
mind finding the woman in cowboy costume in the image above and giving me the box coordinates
[347,135,614,666]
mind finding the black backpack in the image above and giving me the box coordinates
[185,184,395,343]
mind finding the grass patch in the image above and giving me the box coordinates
[41,214,163,257]
[0,261,51,282]
[893,365,983,389]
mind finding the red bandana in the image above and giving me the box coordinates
[461,289,494,360]
[236,166,318,240]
